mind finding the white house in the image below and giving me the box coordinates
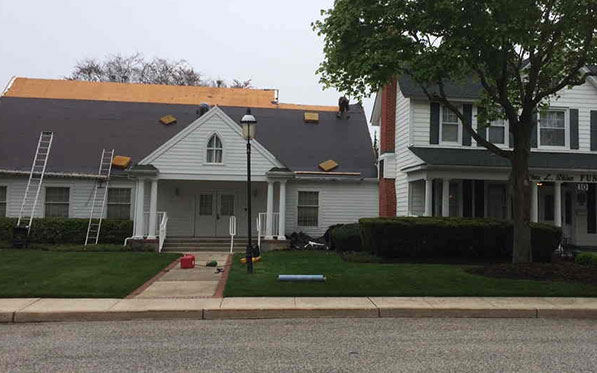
[0,78,378,249]
[371,67,597,247]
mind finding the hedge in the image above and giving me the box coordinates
[359,217,561,263]
[330,223,363,252]
[0,217,133,244]
[575,252,597,266]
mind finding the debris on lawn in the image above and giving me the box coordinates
[206,260,218,267]
[288,232,328,250]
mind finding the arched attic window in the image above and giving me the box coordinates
[206,134,223,163]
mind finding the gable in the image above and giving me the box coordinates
[142,107,283,181]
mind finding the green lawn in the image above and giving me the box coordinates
[224,251,597,297]
[0,249,180,298]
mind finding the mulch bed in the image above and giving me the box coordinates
[467,259,597,286]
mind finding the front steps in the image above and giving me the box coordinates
[162,237,250,252]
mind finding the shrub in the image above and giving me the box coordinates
[330,223,364,252]
[359,217,560,263]
[575,252,597,266]
[0,217,133,244]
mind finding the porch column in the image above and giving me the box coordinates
[531,182,539,223]
[147,179,158,239]
[133,178,145,238]
[277,180,287,239]
[424,178,433,217]
[554,182,562,227]
[266,180,274,239]
[442,179,450,217]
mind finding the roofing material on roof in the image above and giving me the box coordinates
[0,97,377,178]
[409,147,597,170]
[3,77,339,112]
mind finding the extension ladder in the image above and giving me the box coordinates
[16,131,54,232]
[84,149,114,245]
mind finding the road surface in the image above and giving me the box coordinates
[1,318,596,372]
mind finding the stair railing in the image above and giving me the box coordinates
[158,212,168,253]
[229,215,237,254]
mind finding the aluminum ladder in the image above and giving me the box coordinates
[84,149,114,245]
[16,131,54,232]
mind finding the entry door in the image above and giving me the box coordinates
[487,185,507,219]
[195,192,236,237]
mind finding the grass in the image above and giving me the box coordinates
[0,241,151,252]
[0,249,180,298]
[224,250,597,297]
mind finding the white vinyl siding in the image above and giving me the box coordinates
[44,187,70,218]
[297,191,319,227]
[0,186,6,217]
[107,188,131,219]
[285,181,378,236]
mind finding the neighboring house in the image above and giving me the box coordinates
[371,67,597,246]
[0,78,378,247]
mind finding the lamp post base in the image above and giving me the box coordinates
[245,244,253,274]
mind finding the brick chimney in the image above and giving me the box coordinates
[379,79,397,217]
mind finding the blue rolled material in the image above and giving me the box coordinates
[277,274,326,282]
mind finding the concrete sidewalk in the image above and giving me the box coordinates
[1,297,597,323]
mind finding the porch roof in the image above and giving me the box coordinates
[409,147,597,171]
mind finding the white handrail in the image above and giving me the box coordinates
[256,215,261,249]
[158,212,168,253]
[229,215,237,253]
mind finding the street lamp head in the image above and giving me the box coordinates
[241,108,257,140]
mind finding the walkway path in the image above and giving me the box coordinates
[132,252,231,298]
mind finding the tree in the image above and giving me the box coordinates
[314,0,597,263]
[67,53,252,88]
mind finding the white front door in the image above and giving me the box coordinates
[195,192,236,237]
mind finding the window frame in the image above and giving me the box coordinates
[537,108,569,149]
[205,133,224,164]
[297,190,319,227]
[44,186,70,218]
[487,117,509,147]
[106,187,132,220]
[0,185,7,217]
[439,105,462,145]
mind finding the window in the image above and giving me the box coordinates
[440,106,459,143]
[488,118,507,145]
[539,110,566,147]
[0,186,6,217]
[45,187,69,218]
[107,188,131,219]
[206,134,223,163]
[220,195,235,216]
[199,194,213,216]
[297,191,319,227]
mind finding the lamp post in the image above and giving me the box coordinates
[241,108,257,274]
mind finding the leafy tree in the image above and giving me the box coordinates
[68,53,251,88]
[314,0,597,263]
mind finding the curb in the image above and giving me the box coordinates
[2,297,597,324]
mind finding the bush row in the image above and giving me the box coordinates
[575,252,597,266]
[0,217,133,244]
[329,217,561,263]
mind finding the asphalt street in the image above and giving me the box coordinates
[0,318,596,372]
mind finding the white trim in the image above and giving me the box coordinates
[140,106,284,169]
[155,173,270,182]
[205,132,224,165]
[439,105,462,145]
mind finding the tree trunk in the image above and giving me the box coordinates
[510,123,533,263]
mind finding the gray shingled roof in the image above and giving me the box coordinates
[398,75,482,100]
[0,97,377,178]
[409,147,597,170]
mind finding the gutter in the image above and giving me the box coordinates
[0,169,124,180]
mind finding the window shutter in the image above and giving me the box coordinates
[530,117,538,148]
[570,109,579,149]
[591,111,597,151]
[430,103,440,144]
[462,104,472,146]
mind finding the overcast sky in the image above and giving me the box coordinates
[0,0,376,132]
